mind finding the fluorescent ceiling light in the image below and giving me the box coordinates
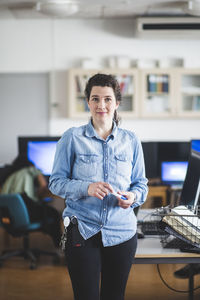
[36,0,79,17]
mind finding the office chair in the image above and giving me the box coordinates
[0,193,59,269]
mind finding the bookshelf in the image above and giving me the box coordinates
[176,68,200,117]
[67,68,139,118]
[66,68,200,119]
[140,68,176,118]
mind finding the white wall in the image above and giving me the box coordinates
[0,73,49,165]
[49,118,200,142]
[1,19,200,71]
[0,20,52,72]
[0,18,200,157]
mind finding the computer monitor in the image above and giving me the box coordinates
[157,141,190,174]
[18,136,60,176]
[161,161,188,186]
[142,142,158,178]
[142,141,190,179]
[179,140,200,208]
[191,139,200,154]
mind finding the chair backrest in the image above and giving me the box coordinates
[0,194,30,233]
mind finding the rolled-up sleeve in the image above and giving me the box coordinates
[48,128,91,201]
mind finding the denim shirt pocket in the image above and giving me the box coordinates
[115,153,132,177]
[73,154,100,179]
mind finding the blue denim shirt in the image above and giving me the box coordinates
[49,120,148,247]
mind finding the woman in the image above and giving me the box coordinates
[0,155,62,248]
[0,155,48,203]
[49,73,148,300]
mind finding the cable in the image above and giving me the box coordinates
[157,264,200,293]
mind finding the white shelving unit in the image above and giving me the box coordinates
[176,68,200,117]
[66,68,200,119]
[67,68,139,118]
[140,68,176,118]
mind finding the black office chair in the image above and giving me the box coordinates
[0,193,59,269]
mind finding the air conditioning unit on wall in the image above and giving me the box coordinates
[136,17,200,37]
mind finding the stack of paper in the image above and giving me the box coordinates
[162,205,200,246]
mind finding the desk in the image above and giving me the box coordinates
[135,237,200,300]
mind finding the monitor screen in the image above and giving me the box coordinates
[142,142,158,179]
[142,141,190,179]
[179,142,200,207]
[191,140,200,154]
[27,141,58,176]
[161,161,188,185]
[157,142,190,174]
[18,136,60,176]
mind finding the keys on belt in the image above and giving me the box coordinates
[60,216,78,251]
[60,227,68,251]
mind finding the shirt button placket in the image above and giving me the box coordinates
[104,142,108,181]
[102,141,108,227]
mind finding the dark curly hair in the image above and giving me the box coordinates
[84,73,122,126]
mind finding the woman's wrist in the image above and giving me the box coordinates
[130,191,136,205]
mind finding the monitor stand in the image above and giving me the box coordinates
[193,178,200,214]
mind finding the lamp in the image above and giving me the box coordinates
[36,0,79,17]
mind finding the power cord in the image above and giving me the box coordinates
[157,264,200,293]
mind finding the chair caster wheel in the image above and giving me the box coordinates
[53,255,60,264]
[30,262,36,270]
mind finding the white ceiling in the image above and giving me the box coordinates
[0,0,192,19]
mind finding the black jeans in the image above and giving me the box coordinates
[65,225,137,300]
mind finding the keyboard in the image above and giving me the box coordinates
[141,221,160,235]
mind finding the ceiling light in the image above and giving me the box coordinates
[185,0,200,16]
[36,0,79,17]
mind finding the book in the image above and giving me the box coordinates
[171,206,200,230]
[147,75,156,93]
[156,75,163,93]
[162,75,169,93]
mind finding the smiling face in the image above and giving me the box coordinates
[87,86,120,125]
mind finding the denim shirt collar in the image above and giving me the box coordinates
[85,119,118,140]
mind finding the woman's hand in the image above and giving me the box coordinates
[116,191,136,209]
[88,182,114,200]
